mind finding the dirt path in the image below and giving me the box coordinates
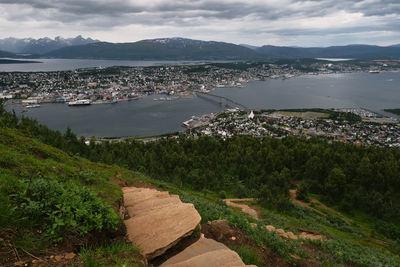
[290,190,390,247]
[290,190,327,216]
[224,198,260,220]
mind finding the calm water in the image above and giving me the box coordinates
[214,72,399,112]
[0,58,226,72]
[8,96,222,137]
[7,72,400,137]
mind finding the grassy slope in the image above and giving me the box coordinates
[0,126,144,266]
[1,125,400,266]
[141,178,400,267]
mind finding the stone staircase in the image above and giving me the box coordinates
[123,187,254,266]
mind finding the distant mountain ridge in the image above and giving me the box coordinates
[0,50,17,58]
[45,37,262,60]
[2,36,400,60]
[0,35,99,55]
[254,44,400,59]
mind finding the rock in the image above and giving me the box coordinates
[64,252,76,259]
[203,219,235,242]
[160,237,254,267]
[299,232,324,241]
[124,188,170,208]
[265,225,275,232]
[126,196,181,217]
[123,187,201,260]
[286,231,298,240]
[290,254,301,260]
[279,232,289,239]
[276,228,285,235]
[54,255,64,261]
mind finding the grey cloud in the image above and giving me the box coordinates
[0,0,399,46]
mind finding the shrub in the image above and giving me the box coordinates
[180,193,233,223]
[219,190,227,199]
[296,183,310,202]
[15,179,120,241]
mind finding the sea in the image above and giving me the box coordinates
[0,58,227,72]
[3,59,399,137]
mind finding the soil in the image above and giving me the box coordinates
[224,198,261,220]
[0,225,145,267]
[201,220,321,267]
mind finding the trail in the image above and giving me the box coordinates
[289,190,327,216]
[122,187,255,266]
[224,198,260,220]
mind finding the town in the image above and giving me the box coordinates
[1,59,399,106]
[184,108,400,148]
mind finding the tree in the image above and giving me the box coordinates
[325,168,346,202]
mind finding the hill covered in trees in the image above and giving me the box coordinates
[2,101,399,241]
[0,50,17,58]
[254,45,400,59]
[45,38,262,60]
[1,101,400,266]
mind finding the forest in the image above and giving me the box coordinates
[1,101,399,241]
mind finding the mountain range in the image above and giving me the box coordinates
[0,49,17,58]
[253,44,400,59]
[1,36,400,60]
[0,35,99,55]
[44,38,262,60]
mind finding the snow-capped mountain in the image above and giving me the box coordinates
[0,35,100,55]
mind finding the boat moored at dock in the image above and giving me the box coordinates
[68,99,92,106]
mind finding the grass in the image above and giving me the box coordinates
[140,177,400,266]
[0,126,142,257]
[79,242,143,267]
[1,123,400,266]
[232,245,264,266]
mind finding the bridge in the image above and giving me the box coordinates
[195,91,249,111]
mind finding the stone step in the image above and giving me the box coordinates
[126,195,182,217]
[160,237,256,267]
[124,190,170,207]
[123,187,254,266]
[123,187,201,260]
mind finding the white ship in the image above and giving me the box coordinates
[68,99,91,106]
[25,104,41,108]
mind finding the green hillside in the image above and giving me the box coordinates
[1,101,400,266]
[0,123,145,265]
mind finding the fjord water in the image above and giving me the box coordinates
[0,58,220,72]
[215,72,399,111]
[8,96,223,137]
[8,72,400,137]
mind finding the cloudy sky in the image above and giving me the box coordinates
[0,0,399,47]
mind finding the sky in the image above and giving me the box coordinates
[0,0,399,47]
